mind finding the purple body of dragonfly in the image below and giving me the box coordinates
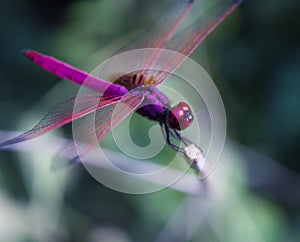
[23,50,185,128]
[0,0,242,172]
[23,50,128,97]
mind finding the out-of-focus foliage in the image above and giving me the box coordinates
[0,0,299,241]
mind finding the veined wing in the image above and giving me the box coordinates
[155,0,242,82]
[56,92,145,163]
[116,0,242,84]
[0,94,122,149]
[115,0,194,79]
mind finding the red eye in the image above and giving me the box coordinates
[167,102,193,130]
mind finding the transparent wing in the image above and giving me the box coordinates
[155,0,242,82]
[116,0,194,54]
[56,92,145,163]
[116,0,242,84]
[114,0,194,79]
[0,94,122,149]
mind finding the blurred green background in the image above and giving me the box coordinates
[0,0,300,241]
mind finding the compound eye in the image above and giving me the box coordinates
[167,102,193,130]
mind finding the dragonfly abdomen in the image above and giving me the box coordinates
[23,50,128,96]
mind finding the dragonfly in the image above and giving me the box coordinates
[0,0,242,174]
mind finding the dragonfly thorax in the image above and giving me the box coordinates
[167,102,193,130]
[112,72,158,91]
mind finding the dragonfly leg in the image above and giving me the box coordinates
[171,129,190,146]
[163,123,184,153]
[171,129,200,148]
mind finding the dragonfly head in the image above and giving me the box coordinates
[167,102,193,130]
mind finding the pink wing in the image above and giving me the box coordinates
[55,92,145,163]
[116,0,194,73]
[0,93,142,149]
[155,0,242,82]
[117,0,242,83]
